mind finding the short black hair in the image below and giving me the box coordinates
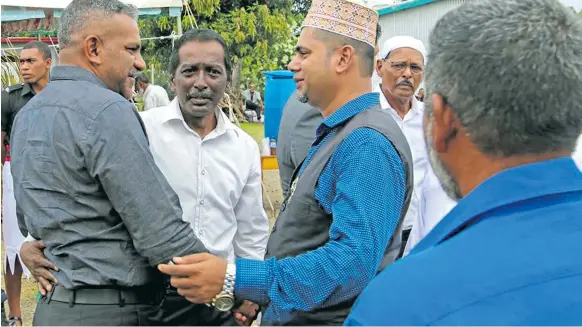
[169,29,232,82]
[313,29,376,77]
[22,41,52,60]
[134,72,150,84]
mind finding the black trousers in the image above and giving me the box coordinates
[33,295,157,326]
[33,286,237,326]
[148,287,238,326]
[245,100,261,120]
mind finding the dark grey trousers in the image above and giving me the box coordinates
[33,295,157,326]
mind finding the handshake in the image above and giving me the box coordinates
[159,253,260,325]
[21,242,259,326]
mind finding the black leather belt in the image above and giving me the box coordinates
[48,284,157,306]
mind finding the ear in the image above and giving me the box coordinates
[45,58,52,69]
[169,73,176,93]
[431,93,458,154]
[83,35,104,65]
[375,59,384,77]
[336,45,355,74]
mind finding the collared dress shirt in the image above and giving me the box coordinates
[376,85,427,231]
[11,66,206,289]
[234,93,407,324]
[140,99,269,261]
[142,84,170,111]
[346,157,582,325]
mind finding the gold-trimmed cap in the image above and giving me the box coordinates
[302,0,379,47]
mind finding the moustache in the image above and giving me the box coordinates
[397,79,413,88]
[187,90,214,100]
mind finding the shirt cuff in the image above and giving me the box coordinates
[234,257,271,305]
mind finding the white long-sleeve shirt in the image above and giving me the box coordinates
[376,85,428,231]
[140,99,269,261]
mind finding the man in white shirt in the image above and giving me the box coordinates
[375,35,439,255]
[140,29,269,325]
[134,72,170,111]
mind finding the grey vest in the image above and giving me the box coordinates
[264,104,414,325]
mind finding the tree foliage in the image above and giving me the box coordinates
[138,0,303,96]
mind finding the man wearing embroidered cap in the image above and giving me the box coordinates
[157,0,414,325]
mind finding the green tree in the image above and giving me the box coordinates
[138,0,302,97]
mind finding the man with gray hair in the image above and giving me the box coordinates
[346,0,582,325]
[10,0,208,325]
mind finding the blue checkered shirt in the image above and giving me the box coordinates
[235,93,406,324]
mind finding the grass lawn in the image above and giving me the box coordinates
[240,122,265,145]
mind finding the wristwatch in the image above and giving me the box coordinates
[212,262,236,311]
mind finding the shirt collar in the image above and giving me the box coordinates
[320,92,380,132]
[375,84,423,118]
[21,83,34,96]
[161,98,239,138]
[413,158,582,253]
[50,65,109,89]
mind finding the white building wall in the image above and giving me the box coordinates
[373,0,467,88]
[378,0,468,51]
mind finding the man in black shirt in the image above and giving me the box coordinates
[0,40,51,327]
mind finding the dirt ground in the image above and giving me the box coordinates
[1,123,284,326]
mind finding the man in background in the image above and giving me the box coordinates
[375,35,429,255]
[1,40,51,327]
[276,91,321,197]
[134,72,170,110]
[242,83,262,121]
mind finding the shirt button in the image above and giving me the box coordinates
[201,170,206,175]
[200,199,204,205]
[199,230,204,236]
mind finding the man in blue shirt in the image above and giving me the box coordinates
[158,0,414,325]
[345,0,582,325]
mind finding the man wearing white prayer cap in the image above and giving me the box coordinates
[375,35,455,256]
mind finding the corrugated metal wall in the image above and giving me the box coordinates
[378,0,468,50]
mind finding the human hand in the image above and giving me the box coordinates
[158,253,227,304]
[20,240,59,295]
[233,300,260,326]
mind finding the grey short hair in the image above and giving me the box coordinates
[425,0,582,157]
[59,0,138,48]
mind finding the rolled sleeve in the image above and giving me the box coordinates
[84,101,207,265]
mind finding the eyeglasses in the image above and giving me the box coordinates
[385,60,424,74]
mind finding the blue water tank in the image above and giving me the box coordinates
[263,70,295,141]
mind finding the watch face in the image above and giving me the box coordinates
[215,296,235,312]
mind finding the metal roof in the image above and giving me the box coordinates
[378,0,440,16]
